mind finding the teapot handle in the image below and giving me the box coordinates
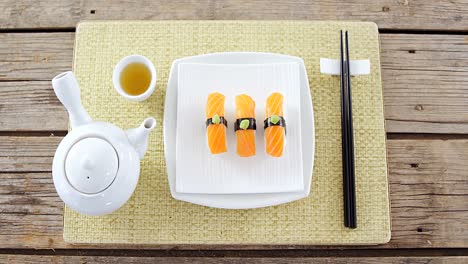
[52,71,92,128]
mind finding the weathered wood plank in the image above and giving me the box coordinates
[1,0,468,31]
[0,81,68,131]
[1,33,467,133]
[0,173,63,248]
[385,139,468,248]
[213,0,468,32]
[0,136,61,172]
[381,34,468,134]
[0,255,466,264]
[0,0,80,29]
[0,138,466,248]
[0,33,74,81]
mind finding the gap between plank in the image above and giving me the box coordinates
[387,133,468,140]
[0,27,468,35]
[0,131,67,137]
[0,79,56,82]
[379,28,468,35]
[0,248,467,258]
[0,28,75,33]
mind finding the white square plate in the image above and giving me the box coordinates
[176,62,303,194]
[164,52,315,209]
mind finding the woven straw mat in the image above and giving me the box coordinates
[64,21,390,245]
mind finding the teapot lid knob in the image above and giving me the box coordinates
[65,137,118,194]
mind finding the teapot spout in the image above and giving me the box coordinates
[52,71,92,128]
[126,117,157,159]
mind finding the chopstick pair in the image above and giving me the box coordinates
[340,30,357,229]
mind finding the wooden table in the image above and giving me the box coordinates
[0,1,467,263]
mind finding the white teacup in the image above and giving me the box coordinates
[113,55,157,101]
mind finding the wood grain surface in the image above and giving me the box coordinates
[0,0,467,262]
[1,255,467,264]
[0,33,74,81]
[0,82,68,131]
[1,33,467,133]
[381,34,468,134]
[1,0,468,31]
[0,138,466,249]
[0,136,60,172]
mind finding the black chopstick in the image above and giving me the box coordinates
[340,30,357,229]
[345,31,357,229]
[339,30,349,227]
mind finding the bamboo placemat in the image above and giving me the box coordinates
[64,21,390,245]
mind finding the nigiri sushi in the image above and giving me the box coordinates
[264,92,286,157]
[206,92,227,154]
[235,94,256,157]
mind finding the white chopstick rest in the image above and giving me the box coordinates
[320,58,370,75]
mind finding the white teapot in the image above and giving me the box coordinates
[51,71,156,216]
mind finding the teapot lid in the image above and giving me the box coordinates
[65,137,118,194]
